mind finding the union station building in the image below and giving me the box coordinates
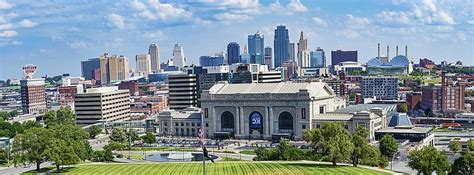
[200,81,346,140]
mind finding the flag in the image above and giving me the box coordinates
[203,145,215,163]
[198,128,204,145]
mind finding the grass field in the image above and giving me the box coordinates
[24,162,390,175]
[239,150,256,155]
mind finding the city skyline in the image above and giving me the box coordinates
[0,0,473,79]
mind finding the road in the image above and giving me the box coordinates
[0,162,52,175]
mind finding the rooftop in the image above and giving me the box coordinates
[207,82,335,98]
[335,104,397,114]
[376,127,432,134]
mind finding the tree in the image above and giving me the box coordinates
[408,146,450,175]
[0,112,8,121]
[450,140,460,152]
[398,104,409,113]
[141,132,156,145]
[351,126,369,167]
[109,128,127,143]
[449,152,473,175]
[44,138,81,172]
[125,129,139,150]
[12,127,53,171]
[87,125,102,139]
[0,149,8,163]
[468,140,474,152]
[304,122,353,166]
[379,134,398,159]
[276,139,302,161]
[43,107,76,127]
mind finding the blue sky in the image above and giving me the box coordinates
[0,0,473,79]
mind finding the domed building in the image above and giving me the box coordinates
[366,44,413,75]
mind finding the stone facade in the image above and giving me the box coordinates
[201,82,346,140]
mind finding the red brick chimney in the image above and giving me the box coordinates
[441,71,447,113]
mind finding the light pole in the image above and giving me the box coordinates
[391,151,398,171]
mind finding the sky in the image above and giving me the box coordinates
[0,0,473,79]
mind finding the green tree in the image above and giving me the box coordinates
[468,140,474,152]
[104,141,126,151]
[44,138,81,172]
[351,126,369,167]
[276,139,302,161]
[141,132,156,145]
[125,129,139,150]
[304,122,354,166]
[379,134,398,159]
[408,146,450,175]
[398,104,409,113]
[8,110,19,118]
[43,107,76,127]
[450,140,460,152]
[0,112,8,121]
[87,125,102,139]
[12,127,53,171]
[449,152,473,175]
[359,145,382,167]
[109,128,127,143]
[0,149,8,163]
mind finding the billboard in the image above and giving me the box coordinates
[249,112,263,129]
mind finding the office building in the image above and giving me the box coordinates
[21,79,47,114]
[311,47,325,68]
[274,25,290,68]
[297,31,308,66]
[172,44,186,68]
[361,77,398,100]
[168,74,198,110]
[118,80,139,96]
[58,85,80,108]
[421,72,466,114]
[325,79,346,96]
[199,55,224,67]
[331,50,358,66]
[298,50,311,68]
[289,43,295,62]
[248,32,264,64]
[99,53,130,84]
[81,58,100,80]
[74,87,130,125]
[148,44,160,72]
[157,107,202,136]
[227,42,240,65]
[240,45,250,64]
[136,54,151,76]
[264,47,272,68]
[201,81,346,140]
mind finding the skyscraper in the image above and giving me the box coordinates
[99,53,130,84]
[148,44,160,72]
[199,55,224,67]
[289,43,295,62]
[297,31,308,64]
[264,46,273,68]
[311,47,326,68]
[20,64,47,114]
[81,58,100,80]
[248,31,264,64]
[241,45,250,64]
[274,25,290,68]
[173,44,186,68]
[227,42,240,65]
[331,50,358,66]
[135,54,151,76]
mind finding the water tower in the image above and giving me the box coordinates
[22,64,37,79]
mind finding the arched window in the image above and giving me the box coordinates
[221,111,234,129]
[279,112,293,130]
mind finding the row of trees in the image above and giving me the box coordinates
[0,111,19,121]
[254,122,399,168]
[408,146,473,175]
[11,107,92,172]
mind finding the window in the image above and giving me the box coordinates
[316,124,321,128]
[205,123,209,127]
[164,122,167,126]
[302,124,306,129]
[175,122,178,126]
[181,122,184,126]
[319,106,325,114]
[301,108,306,119]
[204,108,209,118]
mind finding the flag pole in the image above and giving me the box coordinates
[201,114,206,175]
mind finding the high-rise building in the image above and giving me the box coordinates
[227,42,240,65]
[248,31,264,64]
[310,47,326,68]
[81,58,100,80]
[331,50,358,66]
[75,87,130,125]
[421,72,466,114]
[298,50,311,68]
[240,45,250,64]
[135,54,151,76]
[297,31,308,65]
[289,43,295,61]
[173,44,186,68]
[274,25,290,68]
[21,79,47,114]
[168,74,198,110]
[199,55,224,67]
[148,44,160,72]
[361,77,398,100]
[264,47,273,68]
[99,53,130,84]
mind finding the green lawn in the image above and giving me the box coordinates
[25,162,390,175]
[239,150,256,155]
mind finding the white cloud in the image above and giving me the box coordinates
[107,13,125,29]
[219,0,260,9]
[66,27,81,32]
[413,0,455,25]
[130,0,146,11]
[19,19,39,28]
[11,40,21,45]
[376,11,413,27]
[287,0,308,12]
[0,0,15,10]
[67,41,88,49]
[134,0,193,21]
[0,23,14,30]
[466,19,474,25]
[340,29,360,39]
[312,17,327,27]
[345,14,370,29]
[0,30,17,37]
[144,31,164,39]
[213,13,250,22]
